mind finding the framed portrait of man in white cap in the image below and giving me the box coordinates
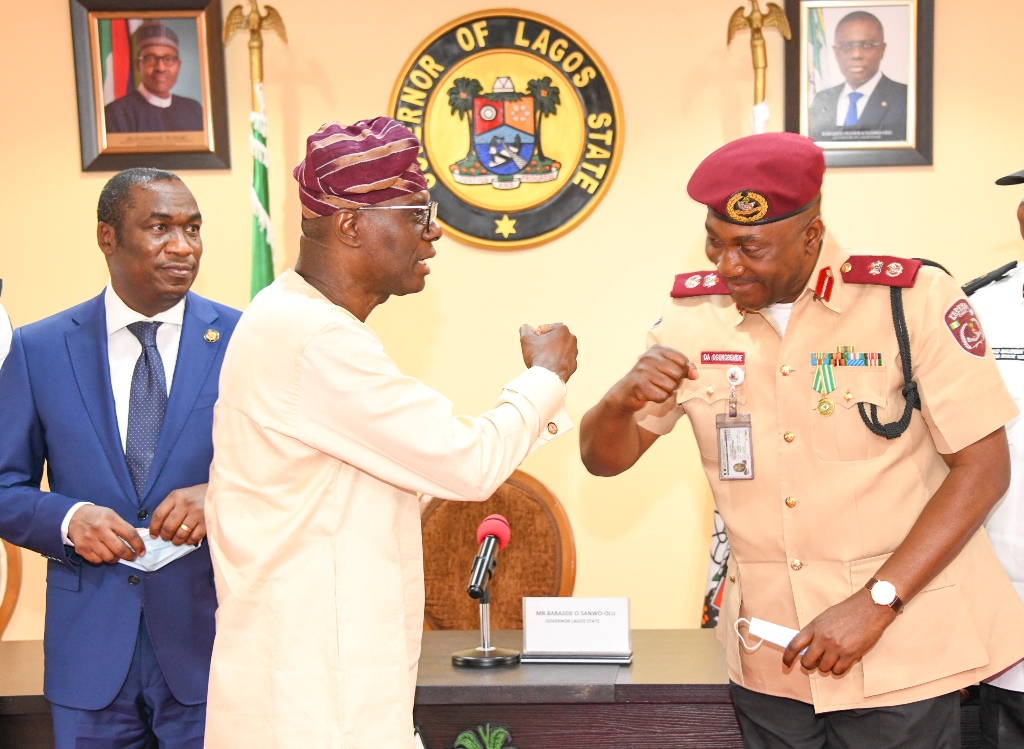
[783,0,934,168]
[70,0,230,170]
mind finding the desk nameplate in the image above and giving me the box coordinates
[522,597,631,661]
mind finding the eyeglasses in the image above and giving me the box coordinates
[833,41,884,52]
[357,201,438,227]
[138,54,181,66]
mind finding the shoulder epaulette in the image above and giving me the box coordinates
[671,271,730,298]
[839,255,922,288]
[963,260,1018,296]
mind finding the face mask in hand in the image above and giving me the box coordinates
[118,529,201,572]
[734,617,807,654]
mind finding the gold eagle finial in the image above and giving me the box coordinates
[224,0,287,45]
[224,0,286,109]
[727,0,791,105]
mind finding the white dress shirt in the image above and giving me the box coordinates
[61,284,185,544]
[834,69,884,127]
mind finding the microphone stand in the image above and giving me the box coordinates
[452,579,520,667]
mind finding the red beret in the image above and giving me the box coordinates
[687,133,824,225]
[293,117,429,219]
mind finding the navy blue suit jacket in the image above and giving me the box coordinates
[808,74,908,142]
[0,290,240,710]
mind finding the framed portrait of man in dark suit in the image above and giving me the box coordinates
[70,0,230,171]
[784,0,933,167]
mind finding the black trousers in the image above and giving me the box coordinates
[730,682,961,749]
[980,683,1024,748]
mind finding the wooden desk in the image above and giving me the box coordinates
[0,631,984,748]
[415,629,744,748]
[0,639,53,747]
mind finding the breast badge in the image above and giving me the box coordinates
[390,11,623,249]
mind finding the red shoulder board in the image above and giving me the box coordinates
[840,256,922,288]
[671,271,730,298]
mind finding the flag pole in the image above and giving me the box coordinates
[224,1,287,299]
[726,0,791,135]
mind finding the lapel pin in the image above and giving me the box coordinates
[204,329,220,343]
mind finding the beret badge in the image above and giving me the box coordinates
[726,190,769,224]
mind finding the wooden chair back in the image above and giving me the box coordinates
[421,470,575,630]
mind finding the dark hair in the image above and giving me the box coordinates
[836,11,884,40]
[97,168,181,231]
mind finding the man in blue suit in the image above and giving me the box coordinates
[0,168,240,748]
[808,11,908,142]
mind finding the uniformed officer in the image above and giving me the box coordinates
[580,132,1024,748]
[967,166,1024,748]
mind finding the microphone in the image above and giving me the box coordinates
[467,514,511,599]
[453,513,520,667]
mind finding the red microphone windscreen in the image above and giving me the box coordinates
[476,514,511,550]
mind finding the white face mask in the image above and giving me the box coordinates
[734,617,806,654]
[118,529,201,572]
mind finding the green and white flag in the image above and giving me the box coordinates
[249,83,275,299]
[808,8,830,97]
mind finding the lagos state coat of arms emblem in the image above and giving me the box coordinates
[390,10,623,249]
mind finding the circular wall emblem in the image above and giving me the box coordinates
[389,10,624,250]
[725,191,769,224]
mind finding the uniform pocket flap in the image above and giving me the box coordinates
[849,552,950,593]
[677,370,747,406]
[833,368,888,410]
[848,554,987,698]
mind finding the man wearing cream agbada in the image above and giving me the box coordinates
[204,117,578,747]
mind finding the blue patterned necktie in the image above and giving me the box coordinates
[126,321,167,499]
[843,91,863,126]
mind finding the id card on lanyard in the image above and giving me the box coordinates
[717,366,753,480]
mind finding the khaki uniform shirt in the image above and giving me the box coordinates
[639,236,1024,712]
[205,270,569,747]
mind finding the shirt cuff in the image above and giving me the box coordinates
[61,502,94,546]
[500,366,573,448]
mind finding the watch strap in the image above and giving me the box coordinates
[865,577,905,614]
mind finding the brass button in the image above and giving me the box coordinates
[841,262,852,273]
[546,422,558,435]
[844,390,853,402]
[780,365,793,376]
[785,497,797,508]
[728,574,736,583]
[706,386,714,397]
[791,559,803,571]
[783,431,795,443]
